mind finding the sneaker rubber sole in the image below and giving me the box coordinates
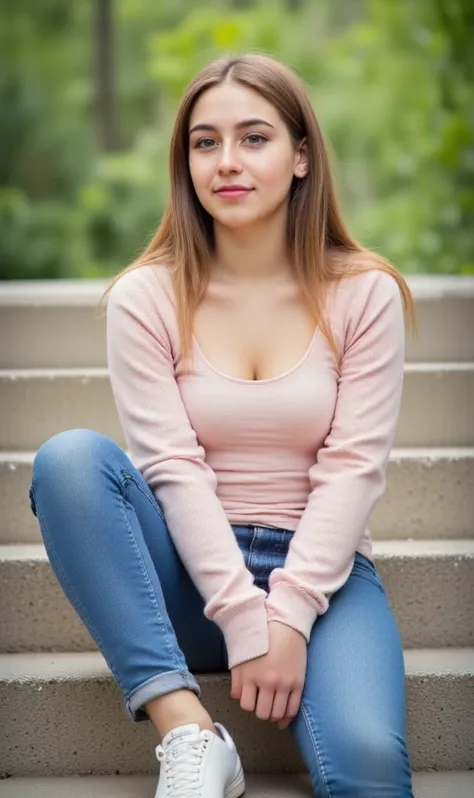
[225,765,245,798]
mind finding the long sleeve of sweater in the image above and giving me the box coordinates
[264,270,406,639]
[106,268,270,668]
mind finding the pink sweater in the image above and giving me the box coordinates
[106,264,405,668]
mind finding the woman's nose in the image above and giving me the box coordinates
[217,143,243,174]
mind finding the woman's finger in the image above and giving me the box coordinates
[277,687,303,729]
[255,687,276,721]
[270,689,290,723]
[230,669,242,701]
[240,682,258,713]
[286,687,303,720]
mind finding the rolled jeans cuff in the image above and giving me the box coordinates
[125,668,201,723]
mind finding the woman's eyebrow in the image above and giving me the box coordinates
[189,118,275,135]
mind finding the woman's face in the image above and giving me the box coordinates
[188,81,307,231]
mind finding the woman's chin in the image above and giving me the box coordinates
[213,209,268,231]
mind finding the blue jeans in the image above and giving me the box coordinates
[29,429,414,797]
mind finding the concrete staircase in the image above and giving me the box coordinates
[0,275,473,797]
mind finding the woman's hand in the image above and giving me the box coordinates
[230,620,307,730]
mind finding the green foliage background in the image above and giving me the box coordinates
[1,0,473,280]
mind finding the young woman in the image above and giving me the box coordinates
[29,53,416,797]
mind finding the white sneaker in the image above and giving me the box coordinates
[154,722,245,798]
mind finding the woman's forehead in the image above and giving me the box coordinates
[189,83,280,130]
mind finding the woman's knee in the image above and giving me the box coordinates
[30,430,123,514]
[299,715,412,797]
[336,730,412,795]
[33,429,117,478]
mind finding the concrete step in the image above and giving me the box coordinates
[1,275,474,367]
[2,772,474,798]
[1,539,473,653]
[1,649,473,776]
[2,448,473,546]
[1,363,473,451]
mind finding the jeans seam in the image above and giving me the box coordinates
[247,526,258,571]
[121,471,166,523]
[301,699,332,798]
[352,566,385,594]
[30,483,127,693]
[117,484,192,690]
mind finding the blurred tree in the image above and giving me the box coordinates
[95,0,121,151]
[342,0,474,273]
[0,0,472,279]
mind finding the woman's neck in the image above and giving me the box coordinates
[211,212,293,285]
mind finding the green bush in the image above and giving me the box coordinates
[1,0,472,279]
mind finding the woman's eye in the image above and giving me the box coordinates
[194,138,215,149]
[192,133,267,149]
[245,133,267,145]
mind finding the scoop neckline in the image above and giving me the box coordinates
[192,327,319,385]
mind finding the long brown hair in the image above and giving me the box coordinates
[97,52,416,371]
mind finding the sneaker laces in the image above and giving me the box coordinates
[156,732,210,797]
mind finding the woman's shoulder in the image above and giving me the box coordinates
[107,262,176,310]
[330,259,401,315]
[324,257,403,351]
[106,263,182,351]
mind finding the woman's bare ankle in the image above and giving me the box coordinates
[144,689,217,740]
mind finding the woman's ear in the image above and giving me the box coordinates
[294,137,309,178]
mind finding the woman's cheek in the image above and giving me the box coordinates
[259,156,294,192]
[189,158,212,190]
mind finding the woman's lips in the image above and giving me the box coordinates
[215,187,253,199]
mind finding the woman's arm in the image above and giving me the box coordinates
[106,268,269,668]
[265,269,406,640]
